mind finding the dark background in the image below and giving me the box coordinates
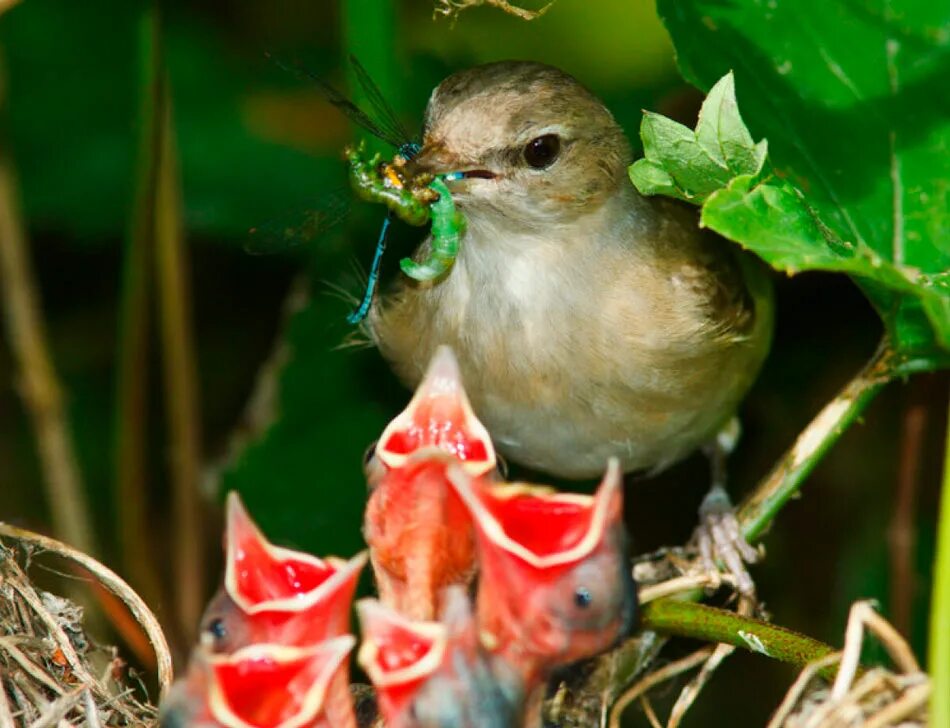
[0,1,945,725]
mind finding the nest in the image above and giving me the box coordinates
[0,519,932,728]
[771,602,930,728]
[0,525,168,727]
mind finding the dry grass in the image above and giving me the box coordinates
[769,601,930,728]
[0,529,167,727]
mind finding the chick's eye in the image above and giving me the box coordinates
[523,134,561,169]
[206,618,227,640]
[574,587,593,608]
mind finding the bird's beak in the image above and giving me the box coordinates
[405,142,460,178]
[405,142,497,182]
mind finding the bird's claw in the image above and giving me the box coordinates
[693,485,759,596]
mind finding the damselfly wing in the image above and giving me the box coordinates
[249,56,422,322]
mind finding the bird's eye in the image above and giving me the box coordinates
[523,134,561,169]
[574,587,593,608]
[206,618,227,640]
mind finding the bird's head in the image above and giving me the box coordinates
[406,61,632,231]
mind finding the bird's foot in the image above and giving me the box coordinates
[692,484,759,596]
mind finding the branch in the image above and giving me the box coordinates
[739,337,896,541]
[151,17,205,641]
[114,0,164,619]
[640,600,837,678]
[599,339,899,722]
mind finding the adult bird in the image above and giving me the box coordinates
[368,61,773,592]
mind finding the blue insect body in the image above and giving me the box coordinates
[347,139,422,325]
[267,55,427,323]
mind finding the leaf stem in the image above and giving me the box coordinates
[738,338,896,541]
[641,600,837,678]
[928,389,950,727]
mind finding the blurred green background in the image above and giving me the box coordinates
[0,0,945,725]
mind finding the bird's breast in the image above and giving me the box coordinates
[371,210,771,478]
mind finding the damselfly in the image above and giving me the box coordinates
[252,55,424,324]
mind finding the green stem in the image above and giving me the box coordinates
[627,339,896,689]
[641,600,837,678]
[739,338,896,541]
[929,390,950,727]
[115,0,164,622]
[150,8,205,643]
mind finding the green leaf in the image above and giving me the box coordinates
[640,1,950,366]
[694,72,766,176]
[630,73,767,203]
[628,158,682,199]
[701,175,950,371]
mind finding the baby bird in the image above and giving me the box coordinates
[369,61,773,591]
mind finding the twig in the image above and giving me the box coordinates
[82,690,101,728]
[0,523,174,698]
[608,647,714,728]
[667,642,736,728]
[434,0,554,21]
[739,338,896,541]
[770,599,929,728]
[11,676,44,723]
[638,573,738,604]
[26,688,82,728]
[114,0,165,622]
[0,674,15,728]
[640,600,837,676]
[929,388,950,728]
[765,653,842,728]
[831,601,919,700]
[0,136,97,561]
[863,681,930,728]
[640,696,663,728]
[665,596,754,728]
[0,639,64,694]
[149,7,205,640]
[887,381,928,636]
[5,568,103,694]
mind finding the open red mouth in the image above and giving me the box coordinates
[224,493,366,639]
[448,459,622,570]
[376,346,495,476]
[356,599,447,722]
[207,637,355,728]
